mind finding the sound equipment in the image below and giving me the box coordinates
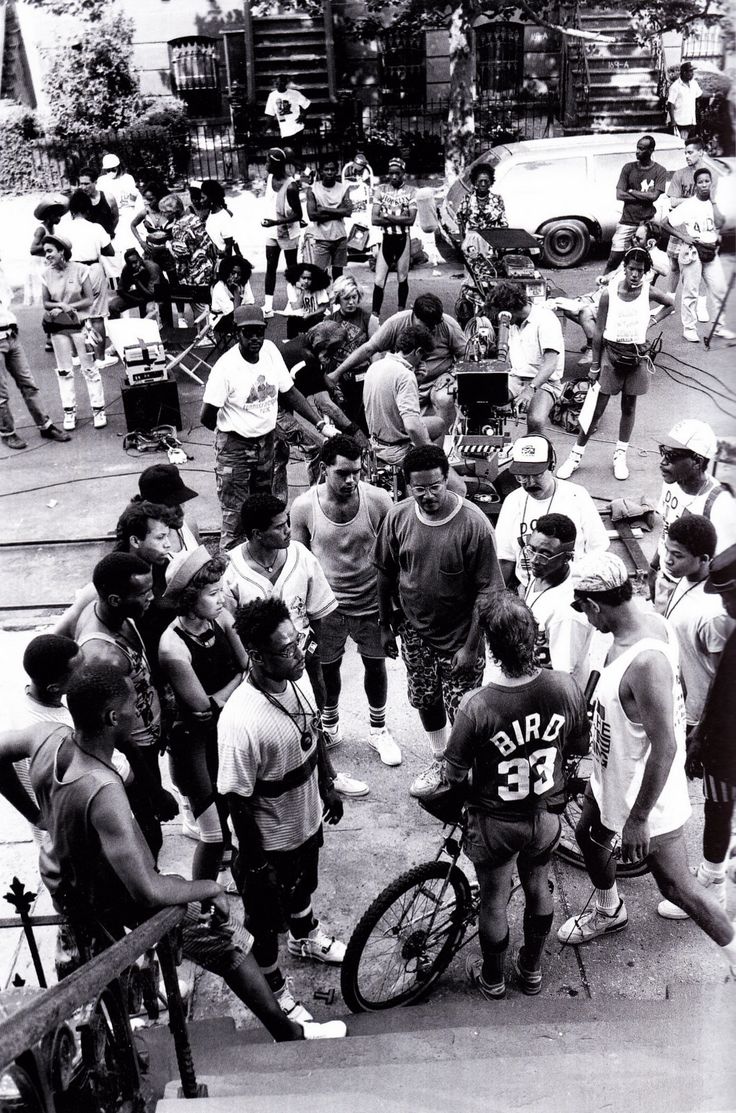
[121,376,182,432]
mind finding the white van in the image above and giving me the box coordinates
[441,131,734,267]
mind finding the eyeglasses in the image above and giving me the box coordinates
[523,544,569,565]
[410,481,446,496]
[571,593,590,613]
[272,633,306,659]
[659,446,694,463]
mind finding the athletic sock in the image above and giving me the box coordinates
[397,279,409,309]
[289,909,317,939]
[369,703,387,731]
[700,858,727,882]
[570,445,585,459]
[372,286,384,316]
[594,884,620,914]
[614,441,629,456]
[482,931,509,988]
[263,294,273,312]
[321,704,339,732]
[425,726,449,758]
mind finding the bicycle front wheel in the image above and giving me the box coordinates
[341,861,472,1013]
[557,755,649,879]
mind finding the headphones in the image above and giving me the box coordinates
[543,439,557,473]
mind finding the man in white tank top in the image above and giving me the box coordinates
[556,248,674,483]
[556,552,736,977]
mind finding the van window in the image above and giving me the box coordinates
[500,157,586,190]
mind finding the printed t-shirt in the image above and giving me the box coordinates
[203,339,293,438]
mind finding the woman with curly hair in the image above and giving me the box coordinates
[160,547,248,881]
[456,163,508,240]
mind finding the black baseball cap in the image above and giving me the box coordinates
[139,464,198,506]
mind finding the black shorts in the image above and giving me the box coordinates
[381,233,408,270]
[234,825,324,936]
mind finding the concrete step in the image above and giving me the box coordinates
[153,992,735,1113]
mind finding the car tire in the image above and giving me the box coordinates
[540,219,591,268]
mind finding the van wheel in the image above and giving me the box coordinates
[540,220,590,268]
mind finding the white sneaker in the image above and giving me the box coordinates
[657,864,727,920]
[262,307,274,320]
[409,759,444,799]
[322,724,343,750]
[697,296,710,323]
[300,1020,347,1039]
[369,726,402,766]
[714,325,736,340]
[288,923,346,965]
[92,408,107,429]
[332,771,370,798]
[613,450,629,481]
[683,328,700,343]
[556,451,582,480]
[274,977,313,1024]
[62,408,76,431]
[557,900,628,945]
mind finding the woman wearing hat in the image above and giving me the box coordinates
[137,463,201,556]
[29,195,69,338]
[261,147,305,318]
[97,153,141,213]
[159,547,248,881]
[280,262,330,339]
[41,234,107,430]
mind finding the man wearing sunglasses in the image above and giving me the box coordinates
[557,552,736,979]
[522,513,594,687]
[648,419,736,610]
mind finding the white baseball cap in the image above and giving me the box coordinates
[509,435,553,475]
[101,153,120,170]
[660,419,717,460]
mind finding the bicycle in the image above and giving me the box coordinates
[340,755,648,1013]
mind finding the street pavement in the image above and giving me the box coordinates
[0,186,734,1035]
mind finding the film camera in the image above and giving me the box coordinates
[454,227,552,329]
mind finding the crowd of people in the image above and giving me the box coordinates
[0,118,735,1039]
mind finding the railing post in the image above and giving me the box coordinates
[157,933,207,1099]
[4,877,47,989]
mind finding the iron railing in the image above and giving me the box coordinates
[0,885,202,1109]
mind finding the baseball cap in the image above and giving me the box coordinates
[704,542,736,595]
[101,153,120,170]
[388,157,406,171]
[138,463,197,507]
[509,435,553,475]
[267,147,286,164]
[660,419,717,460]
[353,153,368,168]
[571,551,628,599]
[234,305,266,330]
[164,546,213,600]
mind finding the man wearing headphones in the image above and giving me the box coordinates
[557,246,674,483]
[496,435,609,593]
[370,157,417,319]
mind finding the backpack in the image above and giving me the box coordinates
[550,379,590,435]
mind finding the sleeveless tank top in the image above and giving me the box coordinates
[305,482,382,615]
[30,728,150,920]
[265,174,299,243]
[77,620,162,747]
[310,181,348,240]
[589,632,690,836]
[172,619,241,701]
[603,279,650,345]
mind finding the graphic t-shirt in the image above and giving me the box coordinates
[616,160,667,225]
[668,196,719,244]
[656,479,736,565]
[523,574,595,688]
[203,339,294,438]
[372,183,417,237]
[222,540,336,633]
[445,671,589,818]
[265,88,310,138]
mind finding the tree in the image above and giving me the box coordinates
[42,10,143,135]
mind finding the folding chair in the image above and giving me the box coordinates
[160,321,212,386]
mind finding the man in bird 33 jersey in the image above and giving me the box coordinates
[444,592,589,999]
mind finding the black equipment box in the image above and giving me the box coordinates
[455,362,509,408]
[121,376,182,432]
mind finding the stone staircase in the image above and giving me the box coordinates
[569,8,666,133]
[252,14,332,118]
[151,991,735,1111]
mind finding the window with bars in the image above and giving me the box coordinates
[169,37,222,117]
[476,23,525,97]
[379,29,426,102]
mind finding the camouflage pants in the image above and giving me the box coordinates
[215,429,276,550]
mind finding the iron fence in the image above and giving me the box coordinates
[24,95,560,193]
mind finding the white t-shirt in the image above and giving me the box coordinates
[497,479,610,588]
[265,88,310,138]
[523,573,595,689]
[222,539,337,632]
[205,209,235,253]
[663,578,734,725]
[656,478,736,565]
[202,339,293,437]
[98,171,140,210]
[66,219,111,263]
[668,196,719,244]
[667,78,702,126]
[508,305,564,382]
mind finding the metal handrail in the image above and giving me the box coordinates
[0,905,184,1074]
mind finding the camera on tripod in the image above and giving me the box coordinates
[448,310,513,485]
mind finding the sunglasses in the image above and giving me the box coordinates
[658,446,694,463]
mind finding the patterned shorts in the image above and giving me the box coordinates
[398,620,484,721]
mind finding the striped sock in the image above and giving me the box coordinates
[322,704,339,732]
[369,704,386,730]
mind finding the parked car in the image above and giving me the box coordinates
[440,131,735,268]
